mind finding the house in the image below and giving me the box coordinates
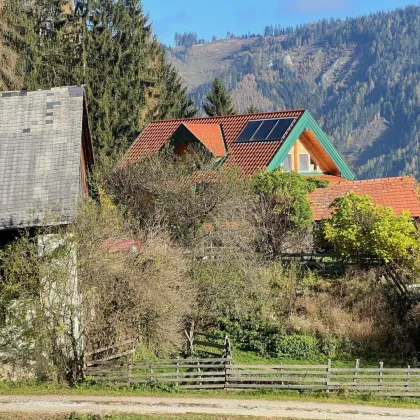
[0,85,93,379]
[121,110,420,219]
[121,109,355,179]
[0,85,93,243]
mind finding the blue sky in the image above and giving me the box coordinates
[142,0,417,45]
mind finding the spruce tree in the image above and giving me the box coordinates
[78,0,197,157]
[0,3,24,89]
[203,77,235,117]
[245,105,260,114]
[2,0,81,90]
[2,0,200,158]
[154,62,198,120]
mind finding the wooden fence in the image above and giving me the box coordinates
[185,330,232,358]
[84,357,229,389]
[84,357,420,396]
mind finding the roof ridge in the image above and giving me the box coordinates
[0,85,84,95]
[346,176,414,183]
[147,109,306,124]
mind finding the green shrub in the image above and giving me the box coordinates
[218,317,280,356]
[275,334,319,359]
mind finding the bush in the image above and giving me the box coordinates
[219,317,280,356]
[274,334,319,359]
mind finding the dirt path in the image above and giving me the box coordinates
[0,395,419,419]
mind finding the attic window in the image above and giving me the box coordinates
[234,118,295,143]
[299,153,310,172]
[281,154,293,171]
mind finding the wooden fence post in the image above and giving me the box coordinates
[224,335,232,358]
[224,358,230,389]
[149,363,154,382]
[406,365,411,392]
[280,362,284,386]
[326,359,331,392]
[378,362,383,390]
[127,359,132,388]
[353,359,359,388]
[185,329,194,356]
[176,356,180,386]
[197,358,202,386]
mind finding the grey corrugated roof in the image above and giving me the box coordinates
[0,86,85,230]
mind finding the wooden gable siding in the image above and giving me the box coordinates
[299,130,340,176]
[268,111,355,180]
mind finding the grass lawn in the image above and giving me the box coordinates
[232,348,416,368]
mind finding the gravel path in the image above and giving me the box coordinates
[0,395,419,419]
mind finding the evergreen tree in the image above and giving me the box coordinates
[1,0,196,158]
[203,77,235,117]
[0,3,23,89]
[245,105,260,114]
[77,0,198,156]
[2,0,80,90]
[155,62,198,119]
[77,0,162,156]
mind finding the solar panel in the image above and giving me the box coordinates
[235,120,262,142]
[234,118,295,143]
[267,118,295,141]
[251,119,278,141]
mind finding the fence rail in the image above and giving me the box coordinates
[84,357,420,396]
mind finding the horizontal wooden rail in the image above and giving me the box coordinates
[83,357,420,396]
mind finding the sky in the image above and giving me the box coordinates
[142,0,417,46]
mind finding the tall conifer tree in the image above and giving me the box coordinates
[203,77,235,117]
[2,0,197,158]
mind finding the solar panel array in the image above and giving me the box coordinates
[234,118,296,143]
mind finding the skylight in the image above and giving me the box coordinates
[234,118,296,143]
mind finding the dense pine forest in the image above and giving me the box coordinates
[167,5,420,179]
[0,0,197,158]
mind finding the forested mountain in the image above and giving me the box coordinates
[167,6,420,179]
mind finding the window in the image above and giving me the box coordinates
[310,157,319,172]
[281,154,293,171]
[299,153,310,172]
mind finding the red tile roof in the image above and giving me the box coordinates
[305,174,345,182]
[121,110,305,175]
[308,177,420,220]
[183,123,226,157]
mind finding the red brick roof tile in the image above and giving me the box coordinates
[183,123,226,157]
[305,175,345,182]
[308,177,420,220]
[121,110,305,174]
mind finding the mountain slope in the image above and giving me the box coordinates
[166,6,420,179]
